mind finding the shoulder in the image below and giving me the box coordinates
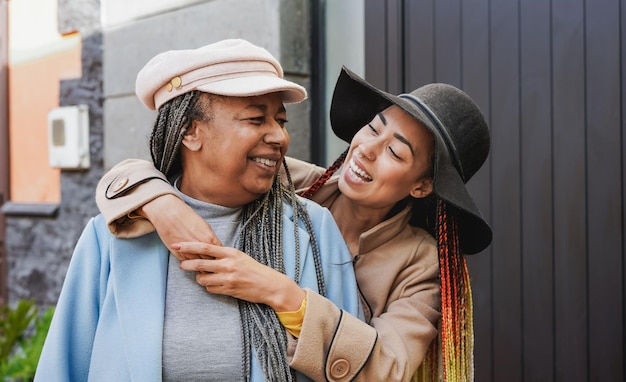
[365,223,438,268]
[281,196,340,238]
[294,195,334,224]
[402,225,439,269]
[406,225,437,247]
[77,214,114,244]
[284,156,325,177]
[84,214,161,249]
[92,214,110,231]
[282,157,325,192]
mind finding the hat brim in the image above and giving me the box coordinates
[196,75,307,104]
[330,66,492,254]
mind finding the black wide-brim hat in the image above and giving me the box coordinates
[330,66,492,254]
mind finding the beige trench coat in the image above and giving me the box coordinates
[96,158,440,382]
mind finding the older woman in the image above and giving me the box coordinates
[95,67,491,381]
[34,40,362,382]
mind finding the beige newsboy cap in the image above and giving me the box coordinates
[135,39,307,110]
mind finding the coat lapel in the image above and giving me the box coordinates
[110,233,169,381]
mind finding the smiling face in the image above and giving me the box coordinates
[179,92,290,207]
[338,105,435,212]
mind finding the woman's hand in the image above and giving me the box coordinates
[138,194,222,260]
[174,242,305,312]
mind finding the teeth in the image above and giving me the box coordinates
[349,158,372,181]
[252,157,278,167]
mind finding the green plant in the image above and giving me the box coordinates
[0,300,54,382]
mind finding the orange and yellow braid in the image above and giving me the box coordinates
[413,199,475,382]
[413,332,440,381]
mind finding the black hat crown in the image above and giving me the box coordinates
[408,84,490,184]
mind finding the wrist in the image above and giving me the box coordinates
[140,194,178,220]
[271,280,305,312]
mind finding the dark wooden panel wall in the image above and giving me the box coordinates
[364,0,625,381]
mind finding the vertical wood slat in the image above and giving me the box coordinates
[384,0,403,93]
[364,0,387,88]
[405,0,435,90]
[434,0,461,85]
[489,0,523,380]
[585,0,624,380]
[519,0,554,380]
[622,0,626,379]
[551,1,588,380]
[461,0,493,380]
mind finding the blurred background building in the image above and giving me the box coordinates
[0,0,624,381]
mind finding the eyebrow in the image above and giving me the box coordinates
[246,103,286,113]
[377,112,415,156]
[377,112,387,125]
[393,132,415,156]
[246,104,267,112]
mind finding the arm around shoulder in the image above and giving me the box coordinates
[96,159,181,238]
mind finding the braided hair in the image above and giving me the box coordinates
[149,91,326,381]
[149,91,205,180]
[238,168,326,382]
[413,199,474,382]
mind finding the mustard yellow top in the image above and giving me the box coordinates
[276,297,306,338]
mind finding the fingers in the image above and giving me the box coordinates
[185,260,230,292]
[176,249,286,308]
[177,245,240,274]
[205,236,223,246]
[179,258,215,273]
[170,241,225,260]
[168,250,198,261]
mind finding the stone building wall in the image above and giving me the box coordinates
[5,0,103,307]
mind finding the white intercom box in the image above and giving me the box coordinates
[48,105,90,169]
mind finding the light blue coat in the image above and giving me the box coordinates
[34,199,361,381]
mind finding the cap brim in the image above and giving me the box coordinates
[330,66,492,254]
[196,76,307,103]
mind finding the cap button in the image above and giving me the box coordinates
[166,76,182,92]
[330,359,350,379]
[112,177,129,193]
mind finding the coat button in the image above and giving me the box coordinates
[112,177,129,192]
[330,359,350,379]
